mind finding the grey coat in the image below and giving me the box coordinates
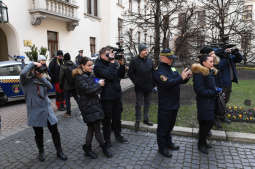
[20,63,58,127]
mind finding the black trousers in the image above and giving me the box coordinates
[157,109,178,150]
[198,120,214,146]
[101,99,123,142]
[135,89,152,122]
[64,89,80,114]
[33,121,62,153]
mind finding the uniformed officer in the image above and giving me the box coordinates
[153,48,192,157]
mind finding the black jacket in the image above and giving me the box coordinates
[128,56,154,92]
[94,58,125,100]
[49,58,63,84]
[192,63,217,121]
[59,60,77,91]
[73,68,104,123]
[153,62,189,111]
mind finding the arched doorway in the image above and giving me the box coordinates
[0,28,8,61]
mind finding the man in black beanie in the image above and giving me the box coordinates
[128,43,154,132]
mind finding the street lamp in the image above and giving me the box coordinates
[0,1,8,23]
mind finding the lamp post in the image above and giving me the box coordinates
[0,0,8,23]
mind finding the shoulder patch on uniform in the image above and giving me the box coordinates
[160,75,168,82]
[171,67,177,72]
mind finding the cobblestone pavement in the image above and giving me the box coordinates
[1,106,255,169]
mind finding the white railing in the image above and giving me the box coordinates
[31,0,78,19]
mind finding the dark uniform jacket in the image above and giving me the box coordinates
[192,63,218,121]
[73,68,104,123]
[128,56,154,92]
[59,60,77,91]
[94,58,125,100]
[49,58,62,84]
[215,49,243,87]
[153,62,188,111]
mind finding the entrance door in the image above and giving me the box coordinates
[0,28,8,61]
[47,31,58,58]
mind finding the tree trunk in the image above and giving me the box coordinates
[154,0,161,68]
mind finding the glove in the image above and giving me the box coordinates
[216,87,222,93]
[152,87,158,93]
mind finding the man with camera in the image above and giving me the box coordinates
[94,46,128,148]
[153,48,192,158]
[128,43,154,132]
[20,62,67,162]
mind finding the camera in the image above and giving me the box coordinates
[35,64,48,74]
[112,42,125,60]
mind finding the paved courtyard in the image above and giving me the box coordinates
[1,106,255,169]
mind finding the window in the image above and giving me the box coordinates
[178,13,186,27]
[241,33,251,50]
[197,10,205,27]
[137,31,141,44]
[129,29,133,43]
[196,31,205,48]
[138,0,141,14]
[129,0,132,12]
[144,33,147,44]
[47,31,58,58]
[87,0,98,16]
[90,37,96,57]
[243,5,253,21]
[118,18,123,42]
[0,65,21,76]
[150,36,152,46]
[118,0,123,6]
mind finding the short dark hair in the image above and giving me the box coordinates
[64,53,71,61]
[199,54,210,65]
[80,56,91,65]
[99,47,111,56]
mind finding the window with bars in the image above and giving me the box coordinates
[241,33,251,50]
[90,37,96,57]
[87,0,98,17]
[118,18,123,42]
[47,31,58,58]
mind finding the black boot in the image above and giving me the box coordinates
[101,143,113,158]
[82,144,97,159]
[52,133,67,161]
[135,121,140,132]
[35,136,45,162]
[198,143,209,154]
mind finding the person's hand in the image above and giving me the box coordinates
[216,87,222,93]
[99,79,105,86]
[225,48,231,53]
[181,68,189,80]
[185,69,192,78]
[34,62,42,67]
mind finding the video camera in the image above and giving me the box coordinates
[35,64,48,74]
[112,42,125,60]
[209,43,239,58]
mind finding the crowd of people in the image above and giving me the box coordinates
[19,42,243,161]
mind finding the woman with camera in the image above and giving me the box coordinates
[72,57,113,159]
[191,55,220,154]
[20,62,67,162]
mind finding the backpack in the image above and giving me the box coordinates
[65,63,77,87]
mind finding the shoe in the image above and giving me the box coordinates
[143,121,153,126]
[158,148,172,158]
[64,113,71,118]
[214,120,222,129]
[57,151,68,161]
[168,143,180,151]
[101,143,113,158]
[198,144,208,154]
[207,131,212,138]
[135,121,140,132]
[205,142,212,149]
[116,135,129,144]
[38,151,45,162]
[82,144,97,159]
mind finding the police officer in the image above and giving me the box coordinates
[153,48,192,157]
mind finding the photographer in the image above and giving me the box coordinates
[94,46,128,148]
[128,43,154,132]
[20,62,67,162]
[214,47,243,125]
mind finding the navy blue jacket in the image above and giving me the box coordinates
[153,62,188,111]
[128,56,154,92]
[215,50,243,88]
[193,68,217,121]
[94,58,125,101]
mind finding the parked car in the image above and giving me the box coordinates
[0,60,55,105]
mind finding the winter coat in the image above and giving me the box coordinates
[215,50,243,87]
[73,68,104,123]
[59,60,77,91]
[49,58,63,84]
[128,56,154,92]
[94,58,125,100]
[153,62,189,111]
[191,63,218,121]
[20,63,58,127]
